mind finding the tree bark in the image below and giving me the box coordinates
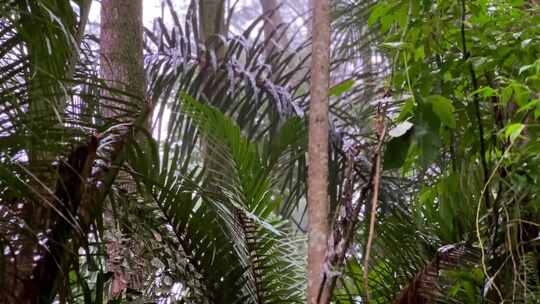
[100,0,144,102]
[260,0,285,54]
[307,0,331,303]
[197,0,227,178]
[199,0,226,60]
[100,0,145,297]
[197,0,227,99]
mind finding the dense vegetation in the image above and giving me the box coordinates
[0,0,538,303]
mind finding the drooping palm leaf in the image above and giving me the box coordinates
[126,94,306,303]
[145,2,313,226]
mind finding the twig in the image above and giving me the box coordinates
[475,141,517,302]
[362,110,386,304]
[316,107,387,303]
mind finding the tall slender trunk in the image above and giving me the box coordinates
[197,0,227,175]
[100,0,145,297]
[260,0,285,54]
[307,0,331,303]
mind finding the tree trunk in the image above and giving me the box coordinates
[197,0,227,176]
[199,0,226,60]
[100,0,145,297]
[307,0,331,303]
[100,0,144,101]
[197,0,227,101]
[7,2,91,301]
[260,0,285,54]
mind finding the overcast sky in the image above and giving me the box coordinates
[89,0,187,27]
[88,0,309,35]
[88,0,261,27]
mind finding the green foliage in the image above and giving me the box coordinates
[328,79,355,97]
[0,1,313,302]
[3,0,539,303]
[428,95,456,129]
[384,127,412,169]
[129,94,307,303]
[362,0,540,302]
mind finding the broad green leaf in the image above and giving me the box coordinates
[397,98,415,121]
[510,82,530,106]
[519,63,534,74]
[414,102,442,165]
[501,86,513,105]
[472,86,496,97]
[517,99,540,113]
[504,123,525,142]
[328,79,354,97]
[427,95,456,128]
[368,3,388,26]
[414,45,425,61]
[384,128,413,170]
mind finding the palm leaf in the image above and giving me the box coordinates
[124,94,307,303]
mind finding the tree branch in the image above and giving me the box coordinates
[317,109,387,304]
[362,112,386,303]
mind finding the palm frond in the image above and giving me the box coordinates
[146,2,312,224]
[124,94,306,303]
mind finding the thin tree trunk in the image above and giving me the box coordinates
[307,0,331,303]
[197,0,227,172]
[260,0,285,54]
[260,0,289,86]
[197,0,227,100]
[100,0,145,297]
